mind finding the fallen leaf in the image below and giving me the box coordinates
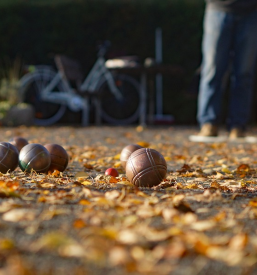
[2,209,37,222]
[177,164,192,173]
[73,219,87,229]
[105,190,121,200]
[190,220,216,231]
[75,172,90,178]
[137,141,150,148]
[229,234,248,250]
[173,201,194,213]
[81,180,92,186]
[249,199,257,207]
[79,199,91,205]
[236,164,250,174]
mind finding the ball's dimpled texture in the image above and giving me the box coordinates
[44,144,69,172]
[19,143,51,173]
[120,144,143,169]
[9,136,29,152]
[0,142,19,173]
[126,148,167,187]
[105,168,119,177]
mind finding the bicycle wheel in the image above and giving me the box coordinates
[19,68,67,126]
[98,74,141,125]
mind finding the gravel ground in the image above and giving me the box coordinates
[0,125,257,275]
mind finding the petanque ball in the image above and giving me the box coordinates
[120,144,143,169]
[19,143,51,173]
[126,148,167,187]
[44,143,69,172]
[9,136,29,152]
[0,142,19,173]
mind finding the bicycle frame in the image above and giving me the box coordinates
[38,56,122,109]
[81,57,122,99]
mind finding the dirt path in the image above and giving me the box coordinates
[0,125,257,275]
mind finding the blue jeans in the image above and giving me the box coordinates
[197,8,257,129]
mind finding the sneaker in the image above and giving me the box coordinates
[198,123,218,137]
[229,127,245,139]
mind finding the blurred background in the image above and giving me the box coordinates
[0,0,256,126]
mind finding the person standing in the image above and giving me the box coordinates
[197,0,257,138]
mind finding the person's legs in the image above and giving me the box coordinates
[197,8,233,132]
[227,11,257,132]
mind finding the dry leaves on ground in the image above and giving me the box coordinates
[0,126,257,275]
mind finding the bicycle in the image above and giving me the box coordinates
[19,42,142,126]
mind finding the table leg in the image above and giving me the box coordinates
[139,73,147,126]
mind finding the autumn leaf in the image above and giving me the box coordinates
[210,181,221,189]
[190,220,216,231]
[249,199,257,207]
[185,183,200,189]
[79,199,91,205]
[81,180,92,186]
[174,155,187,161]
[2,209,38,222]
[221,166,232,174]
[48,170,61,177]
[173,201,194,213]
[177,164,192,173]
[113,154,121,160]
[136,141,150,148]
[83,163,94,169]
[236,164,250,174]
[73,219,87,229]
[0,238,15,251]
